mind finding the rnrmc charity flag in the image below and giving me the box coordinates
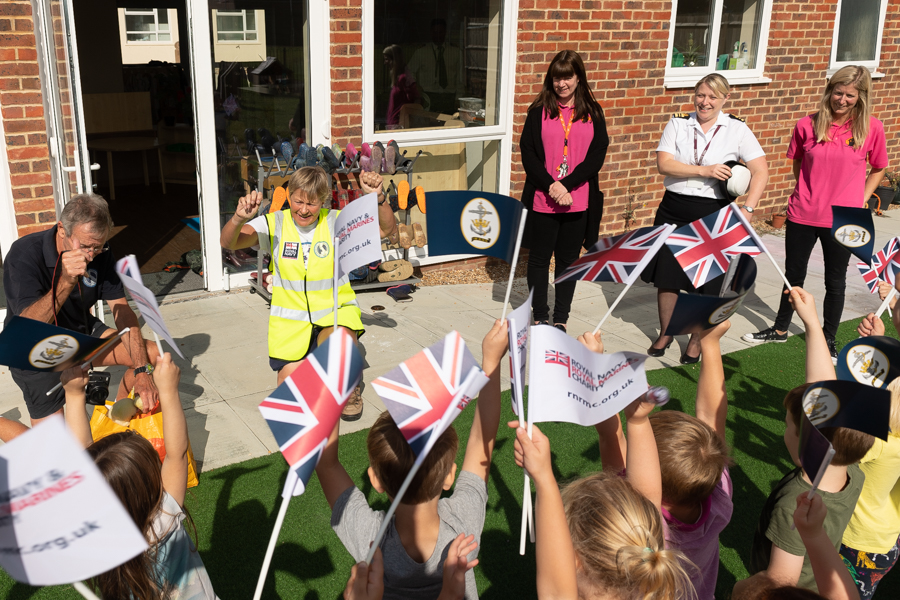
[528,325,648,426]
[116,255,184,359]
[832,206,875,264]
[506,290,534,417]
[258,329,363,496]
[665,254,757,336]
[836,336,900,389]
[334,192,381,279]
[0,416,147,585]
[425,191,525,262]
[0,317,124,372]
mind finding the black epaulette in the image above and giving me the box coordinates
[673,112,690,119]
[728,114,746,122]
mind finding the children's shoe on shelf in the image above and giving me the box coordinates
[322,145,341,169]
[360,142,372,158]
[371,142,385,174]
[398,224,412,249]
[378,260,414,282]
[413,223,427,247]
[415,186,426,213]
[385,140,398,175]
[280,140,293,166]
[398,180,410,210]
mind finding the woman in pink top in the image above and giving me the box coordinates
[744,66,888,360]
[520,50,609,331]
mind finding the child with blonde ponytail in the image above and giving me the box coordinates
[512,360,696,600]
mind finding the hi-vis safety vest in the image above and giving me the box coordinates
[264,208,363,361]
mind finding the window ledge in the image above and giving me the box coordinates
[664,73,772,89]
[826,68,884,79]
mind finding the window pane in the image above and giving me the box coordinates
[373,1,503,132]
[126,14,157,32]
[159,33,171,41]
[127,32,154,42]
[217,14,244,33]
[836,0,880,62]
[671,0,713,68]
[716,0,764,70]
[246,32,258,41]
[217,32,244,41]
[245,10,256,31]
[157,9,169,28]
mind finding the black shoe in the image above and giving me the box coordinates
[827,338,839,365]
[554,323,567,333]
[534,320,549,326]
[680,351,700,365]
[647,339,673,357]
[742,327,788,344]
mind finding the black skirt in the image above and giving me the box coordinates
[640,189,729,293]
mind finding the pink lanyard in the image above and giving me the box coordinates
[693,125,722,166]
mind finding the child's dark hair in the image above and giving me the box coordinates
[783,383,874,465]
[88,431,167,600]
[650,411,732,506]
[367,412,459,504]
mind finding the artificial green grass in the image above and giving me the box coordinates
[4,313,898,599]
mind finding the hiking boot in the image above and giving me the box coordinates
[341,386,364,422]
[742,327,787,344]
[827,338,839,366]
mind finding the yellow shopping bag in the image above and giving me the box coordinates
[89,396,199,489]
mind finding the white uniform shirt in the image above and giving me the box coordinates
[656,111,765,199]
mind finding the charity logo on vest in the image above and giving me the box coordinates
[461,199,500,250]
[803,386,841,426]
[28,335,80,368]
[82,268,98,288]
[314,241,331,259]
[282,241,300,260]
[846,344,889,388]
[834,225,869,248]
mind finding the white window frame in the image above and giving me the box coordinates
[827,0,888,78]
[122,8,172,44]
[664,0,774,88]
[361,0,519,195]
[214,9,259,43]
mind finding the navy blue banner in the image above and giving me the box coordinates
[425,191,526,262]
[803,379,891,441]
[832,206,875,265]
[836,336,900,389]
[664,254,757,337]
[0,316,122,371]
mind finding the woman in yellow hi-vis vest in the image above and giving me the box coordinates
[221,167,382,421]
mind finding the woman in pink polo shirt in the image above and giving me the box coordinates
[744,66,887,361]
[520,50,609,332]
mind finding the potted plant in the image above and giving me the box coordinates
[771,200,788,229]
[867,170,899,213]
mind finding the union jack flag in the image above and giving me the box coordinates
[858,261,882,294]
[544,350,571,377]
[555,225,675,285]
[371,332,488,457]
[871,237,900,286]
[666,204,762,289]
[258,329,363,496]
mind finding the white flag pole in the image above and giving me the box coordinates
[501,210,529,322]
[364,369,481,565]
[731,202,792,291]
[253,474,297,600]
[72,582,101,600]
[334,235,340,332]
[152,331,164,357]
[592,280,635,335]
[876,287,898,318]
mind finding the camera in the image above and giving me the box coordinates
[84,370,111,406]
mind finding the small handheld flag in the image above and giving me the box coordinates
[831,206,875,265]
[556,225,674,286]
[0,317,126,372]
[116,255,184,359]
[836,336,900,389]
[425,191,526,263]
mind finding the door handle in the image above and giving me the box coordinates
[90,163,100,171]
[61,165,78,172]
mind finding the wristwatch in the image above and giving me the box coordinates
[134,363,154,377]
[743,205,755,213]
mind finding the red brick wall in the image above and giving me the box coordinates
[0,2,54,237]
[510,0,900,235]
[330,0,363,145]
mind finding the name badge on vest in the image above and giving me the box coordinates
[282,242,300,260]
[314,241,330,259]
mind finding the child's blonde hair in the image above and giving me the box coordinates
[887,378,900,435]
[561,472,696,600]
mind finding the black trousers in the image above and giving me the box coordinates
[526,209,587,324]
[773,219,851,341]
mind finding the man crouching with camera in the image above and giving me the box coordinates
[3,193,159,426]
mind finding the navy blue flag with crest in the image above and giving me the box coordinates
[836,336,900,389]
[664,254,757,337]
[799,380,891,480]
[0,316,125,372]
[832,206,875,264]
[425,191,526,262]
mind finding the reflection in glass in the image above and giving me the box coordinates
[715,0,763,70]
[373,0,503,132]
[671,0,713,68]
[124,8,170,42]
[836,0,880,63]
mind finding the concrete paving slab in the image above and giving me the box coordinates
[185,401,270,472]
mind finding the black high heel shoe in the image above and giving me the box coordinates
[679,350,701,365]
[647,339,673,357]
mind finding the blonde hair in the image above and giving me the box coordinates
[561,472,697,600]
[288,166,331,204]
[694,73,730,98]
[650,411,732,506]
[887,378,900,435]
[813,65,872,148]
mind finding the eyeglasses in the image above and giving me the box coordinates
[71,239,110,257]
